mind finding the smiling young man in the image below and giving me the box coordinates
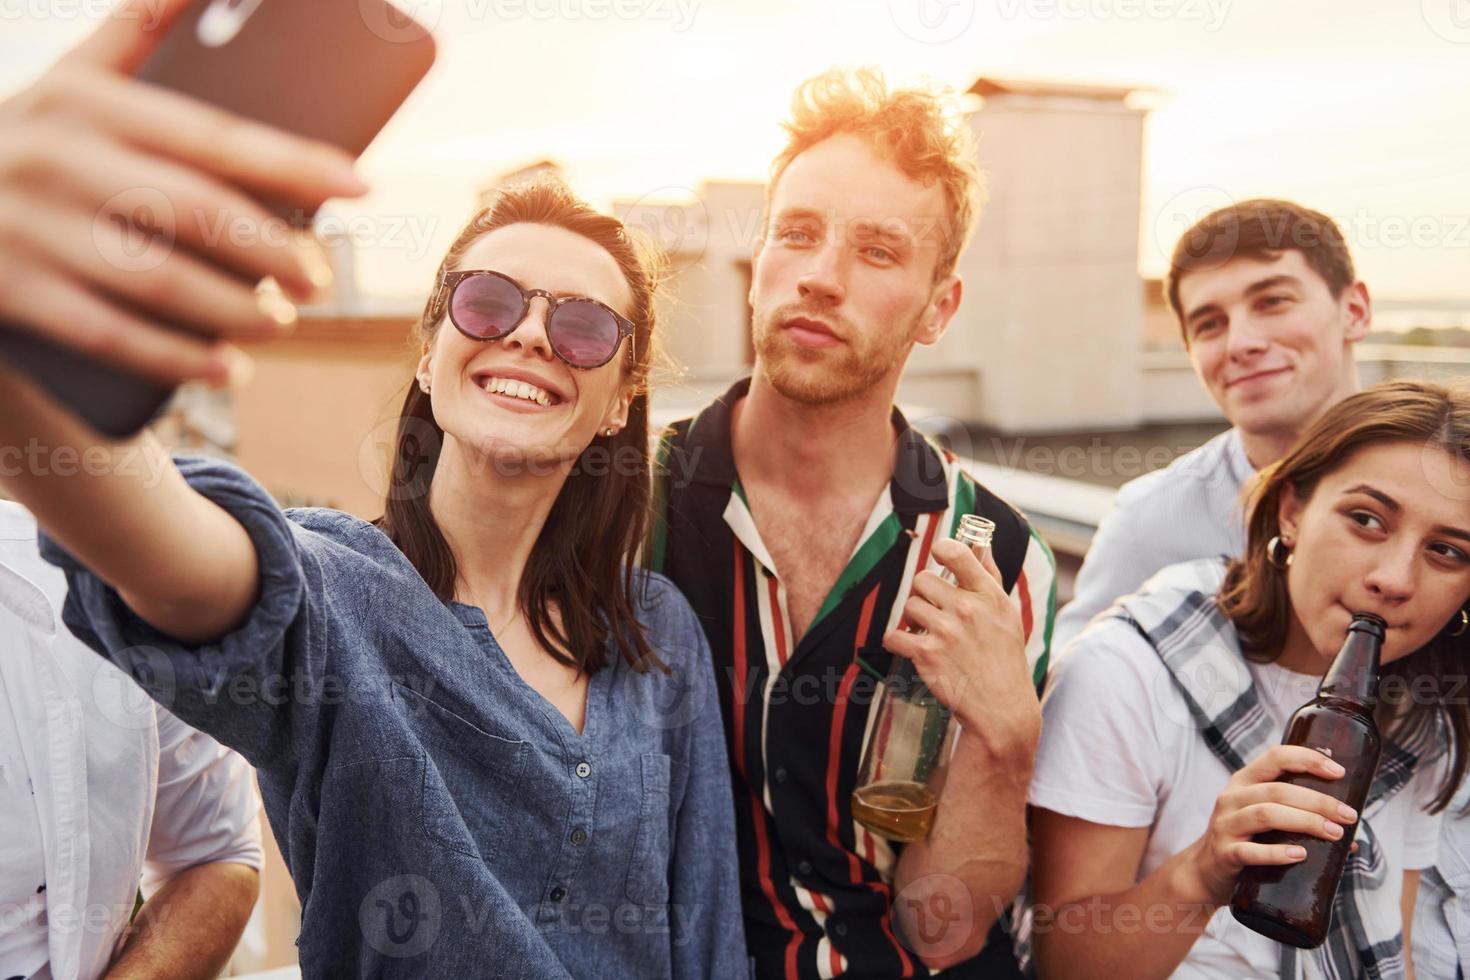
[1052,199,1372,649]
[650,69,1057,978]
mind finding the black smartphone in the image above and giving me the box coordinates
[0,0,436,437]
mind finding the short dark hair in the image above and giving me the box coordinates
[1166,198,1356,341]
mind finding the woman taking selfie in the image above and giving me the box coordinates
[0,178,745,978]
[1028,380,1470,980]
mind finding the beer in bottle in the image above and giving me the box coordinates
[1230,612,1387,948]
[851,515,996,843]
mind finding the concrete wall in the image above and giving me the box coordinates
[957,95,1149,433]
[233,316,419,519]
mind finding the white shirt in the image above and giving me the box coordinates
[1031,608,1444,980]
[0,667,49,977]
[0,503,264,980]
[1053,427,1252,650]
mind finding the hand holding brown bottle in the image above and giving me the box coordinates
[1176,744,1360,907]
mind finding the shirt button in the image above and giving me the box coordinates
[834,922,849,938]
[774,767,788,784]
[797,860,813,877]
[575,761,592,779]
[570,828,589,846]
[549,886,567,903]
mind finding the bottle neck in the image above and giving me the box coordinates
[1316,625,1383,710]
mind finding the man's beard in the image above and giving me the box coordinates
[751,306,917,407]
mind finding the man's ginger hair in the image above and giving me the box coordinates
[766,67,985,282]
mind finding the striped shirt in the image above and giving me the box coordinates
[650,379,1057,979]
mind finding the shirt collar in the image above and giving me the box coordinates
[0,508,60,635]
[677,376,952,515]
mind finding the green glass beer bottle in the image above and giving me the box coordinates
[850,514,995,843]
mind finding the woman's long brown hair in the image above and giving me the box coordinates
[375,179,666,674]
[1219,379,1470,812]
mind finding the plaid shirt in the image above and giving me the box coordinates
[650,378,1057,979]
[1114,558,1434,980]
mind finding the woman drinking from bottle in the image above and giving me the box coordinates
[1028,380,1470,979]
[0,179,745,979]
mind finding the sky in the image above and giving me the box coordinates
[4,0,1468,304]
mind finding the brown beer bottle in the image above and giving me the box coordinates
[1230,612,1387,948]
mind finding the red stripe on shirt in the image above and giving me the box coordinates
[736,542,804,978]
[829,584,881,885]
[872,880,915,978]
[846,583,917,978]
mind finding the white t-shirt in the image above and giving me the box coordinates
[1030,614,1445,980]
[0,671,49,979]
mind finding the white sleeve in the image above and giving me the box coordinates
[1405,760,1450,872]
[1052,479,1166,652]
[141,704,265,896]
[1029,618,1166,828]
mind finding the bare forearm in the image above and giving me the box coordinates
[0,366,258,640]
[105,862,260,980]
[893,730,1033,970]
[1032,847,1216,980]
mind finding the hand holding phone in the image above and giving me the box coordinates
[0,0,434,434]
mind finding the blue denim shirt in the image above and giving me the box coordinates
[40,457,747,979]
